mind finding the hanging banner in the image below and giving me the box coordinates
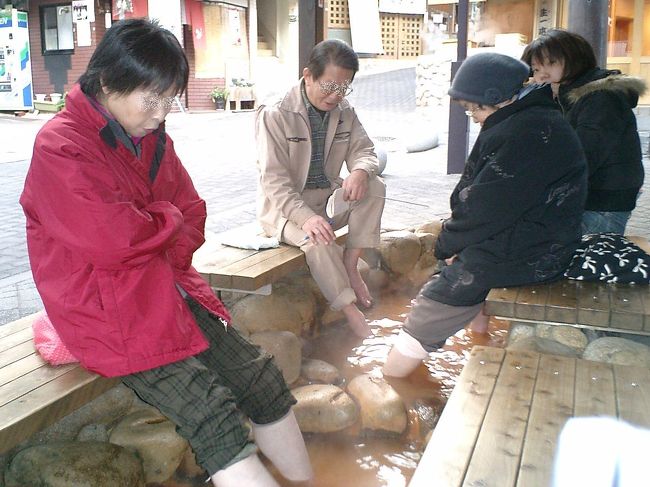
[148,0,182,43]
[228,8,241,46]
[184,0,206,49]
[348,0,383,53]
[112,0,148,20]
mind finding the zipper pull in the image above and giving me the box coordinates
[218,316,229,331]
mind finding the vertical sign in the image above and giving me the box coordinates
[534,0,558,37]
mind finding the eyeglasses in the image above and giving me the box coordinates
[318,80,353,97]
[464,106,480,117]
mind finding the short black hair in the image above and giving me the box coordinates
[307,39,359,80]
[79,18,189,97]
[521,29,597,83]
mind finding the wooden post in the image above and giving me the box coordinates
[567,0,608,67]
[298,0,317,77]
[446,0,469,175]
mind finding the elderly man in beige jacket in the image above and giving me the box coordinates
[255,39,385,338]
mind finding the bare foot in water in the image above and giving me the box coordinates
[469,307,489,334]
[343,249,373,308]
[342,304,371,338]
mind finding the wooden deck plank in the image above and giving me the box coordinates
[544,280,578,324]
[462,350,539,487]
[0,341,36,368]
[609,285,645,331]
[484,287,519,318]
[517,354,576,487]
[573,359,616,417]
[0,327,33,353]
[576,281,611,328]
[614,364,650,427]
[0,313,38,339]
[0,353,47,388]
[0,361,79,408]
[408,346,505,487]
[228,250,305,291]
[514,284,549,321]
[642,286,650,332]
[0,366,118,454]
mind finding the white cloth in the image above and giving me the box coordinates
[219,229,280,251]
[553,417,650,487]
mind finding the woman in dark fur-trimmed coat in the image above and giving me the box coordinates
[522,29,646,235]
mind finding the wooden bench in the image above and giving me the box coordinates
[0,314,118,454]
[193,228,348,295]
[409,345,650,487]
[484,236,650,336]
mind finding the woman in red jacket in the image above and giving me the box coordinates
[20,19,312,487]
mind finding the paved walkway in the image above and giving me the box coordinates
[1,67,649,325]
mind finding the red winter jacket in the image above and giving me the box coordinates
[20,85,229,377]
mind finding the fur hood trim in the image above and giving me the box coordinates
[567,75,647,104]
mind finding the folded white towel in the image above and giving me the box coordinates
[219,230,280,251]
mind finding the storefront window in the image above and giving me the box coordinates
[608,0,634,57]
[40,4,74,54]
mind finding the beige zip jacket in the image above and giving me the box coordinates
[255,81,379,238]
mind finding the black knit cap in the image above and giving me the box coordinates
[448,52,530,105]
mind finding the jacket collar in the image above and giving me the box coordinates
[278,78,350,118]
[481,84,558,131]
[560,68,647,107]
[64,84,166,151]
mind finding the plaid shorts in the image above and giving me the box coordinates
[121,298,296,475]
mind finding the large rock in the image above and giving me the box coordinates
[109,408,188,484]
[292,384,358,433]
[347,374,407,435]
[507,336,581,358]
[301,358,342,384]
[230,280,317,336]
[415,232,438,269]
[405,132,439,153]
[249,330,302,384]
[5,441,144,487]
[378,230,422,276]
[22,385,135,445]
[365,267,390,291]
[414,220,443,237]
[508,322,536,344]
[535,325,588,353]
[583,337,650,367]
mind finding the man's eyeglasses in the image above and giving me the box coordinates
[464,106,480,117]
[318,80,353,97]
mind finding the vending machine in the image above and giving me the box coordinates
[0,8,33,111]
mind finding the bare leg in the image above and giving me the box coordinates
[468,304,489,334]
[211,454,279,487]
[341,303,371,338]
[343,248,373,308]
[382,330,429,378]
[252,410,314,485]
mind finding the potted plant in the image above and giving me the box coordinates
[210,87,228,110]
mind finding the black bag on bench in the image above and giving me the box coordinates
[564,233,650,284]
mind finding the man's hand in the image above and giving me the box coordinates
[341,169,369,201]
[302,215,335,245]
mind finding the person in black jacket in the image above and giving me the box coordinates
[383,53,588,378]
[522,29,646,235]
